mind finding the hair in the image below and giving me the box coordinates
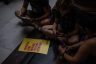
[52,0,76,34]
[77,13,96,33]
[52,0,72,14]
[59,10,77,34]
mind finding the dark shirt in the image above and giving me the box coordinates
[52,0,96,34]
[52,8,76,34]
[28,0,50,16]
[72,0,96,8]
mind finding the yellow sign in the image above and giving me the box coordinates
[18,38,50,54]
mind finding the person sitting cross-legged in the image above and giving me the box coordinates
[15,0,51,26]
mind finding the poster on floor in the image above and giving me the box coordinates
[18,38,50,54]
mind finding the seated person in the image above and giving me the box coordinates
[41,0,81,45]
[58,0,96,64]
[15,0,51,26]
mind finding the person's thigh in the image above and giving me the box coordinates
[40,18,51,25]
[41,25,57,39]
[41,25,53,34]
[42,25,53,29]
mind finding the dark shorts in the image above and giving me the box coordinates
[27,10,44,18]
[72,6,96,29]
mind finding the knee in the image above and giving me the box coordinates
[41,26,48,32]
[40,18,51,25]
[42,26,47,30]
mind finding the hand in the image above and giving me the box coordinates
[65,46,76,52]
[57,36,65,42]
[52,27,57,36]
[58,45,66,54]
[21,15,35,22]
[20,16,31,21]
[19,7,27,16]
[52,22,57,35]
[56,31,64,37]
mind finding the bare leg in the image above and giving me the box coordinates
[41,25,55,39]
[40,18,51,26]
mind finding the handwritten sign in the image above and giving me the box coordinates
[18,38,50,54]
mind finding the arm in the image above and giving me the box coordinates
[34,6,51,21]
[67,40,84,50]
[58,0,72,16]
[52,19,58,35]
[20,0,29,16]
[22,0,29,9]
[64,41,91,64]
